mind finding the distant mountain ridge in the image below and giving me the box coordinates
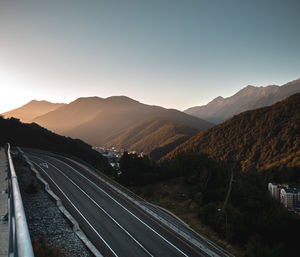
[185,78,300,123]
[1,100,65,123]
[5,96,212,159]
[166,93,300,172]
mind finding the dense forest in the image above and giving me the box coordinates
[0,116,112,174]
[165,93,300,172]
[119,152,300,256]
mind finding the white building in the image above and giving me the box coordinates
[268,182,287,200]
[280,188,300,209]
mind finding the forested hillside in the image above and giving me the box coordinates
[0,116,112,174]
[118,151,300,257]
[105,118,198,160]
[166,93,300,172]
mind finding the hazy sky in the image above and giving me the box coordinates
[1,0,300,113]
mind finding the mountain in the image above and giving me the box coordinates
[33,96,109,133]
[185,78,300,123]
[1,100,65,123]
[104,118,199,159]
[166,93,300,172]
[0,116,112,174]
[31,96,213,156]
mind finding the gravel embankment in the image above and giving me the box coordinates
[14,158,93,257]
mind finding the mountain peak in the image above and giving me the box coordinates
[209,96,224,104]
[72,96,103,103]
[105,96,140,104]
[28,99,39,104]
[1,100,65,123]
[27,99,50,105]
[71,96,139,105]
[236,85,257,95]
[184,77,300,123]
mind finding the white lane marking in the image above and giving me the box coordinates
[39,162,48,168]
[30,159,119,257]
[33,155,153,257]
[45,155,189,257]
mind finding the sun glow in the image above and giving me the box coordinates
[0,69,40,113]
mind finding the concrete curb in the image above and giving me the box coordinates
[143,202,192,229]
[17,148,103,257]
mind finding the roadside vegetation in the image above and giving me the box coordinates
[119,152,300,257]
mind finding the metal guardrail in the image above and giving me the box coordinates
[6,143,34,257]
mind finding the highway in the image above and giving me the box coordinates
[23,149,215,257]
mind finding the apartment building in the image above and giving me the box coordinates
[268,183,288,200]
[268,183,300,210]
[280,188,300,209]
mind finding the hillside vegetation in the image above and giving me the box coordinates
[0,116,112,174]
[118,151,300,257]
[167,93,300,172]
[105,118,198,160]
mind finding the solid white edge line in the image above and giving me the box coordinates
[45,155,189,257]
[30,159,119,257]
[33,155,154,257]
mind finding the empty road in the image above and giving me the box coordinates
[24,149,214,257]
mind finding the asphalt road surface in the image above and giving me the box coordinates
[24,149,213,257]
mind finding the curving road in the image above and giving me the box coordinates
[23,149,217,257]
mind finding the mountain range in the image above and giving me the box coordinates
[2,96,212,159]
[185,78,300,123]
[166,93,300,172]
[2,77,299,160]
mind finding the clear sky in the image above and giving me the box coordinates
[1,0,300,113]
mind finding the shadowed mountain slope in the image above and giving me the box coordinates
[166,93,300,172]
[104,118,199,159]
[2,100,65,123]
[31,96,213,151]
[185,78,300,123]
[0,116,112,173]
